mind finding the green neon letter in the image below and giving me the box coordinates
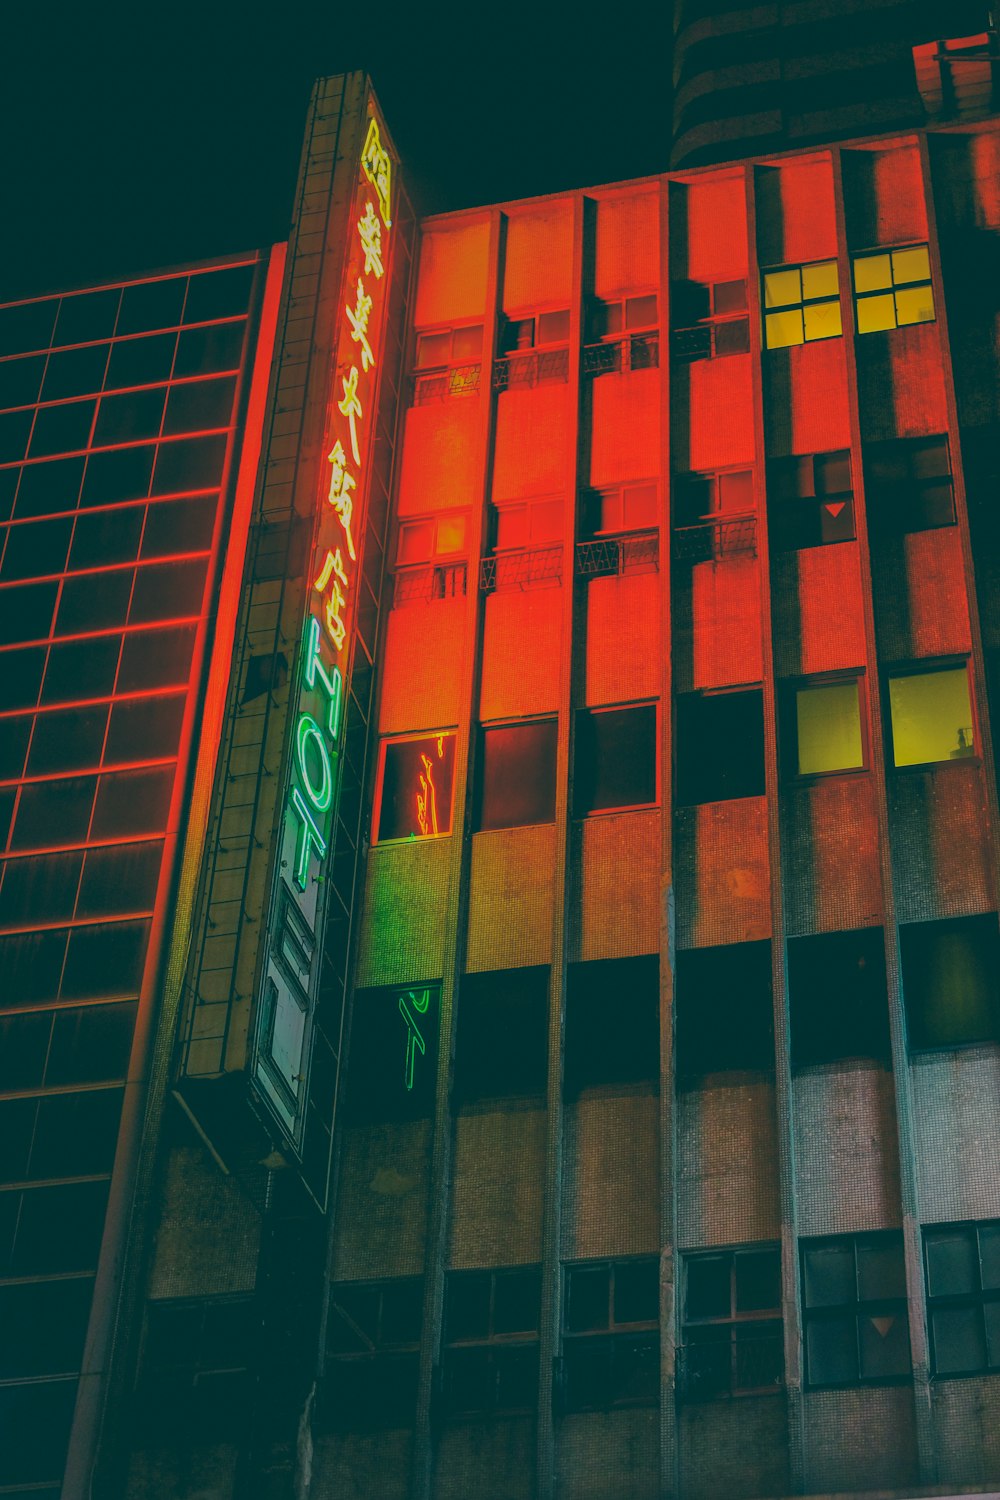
[303,614,344,742]
[296,713,333,813]
[290,787,327,891]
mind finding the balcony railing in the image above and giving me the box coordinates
[411,364,481,405]
[492,346,570,390]
[392,561,468,606]
[671,318,750,362]
[676,1333,784,1402]
[480,545,563,592]
[575,531,659,577]
[672,514,757,562]
[581,331,659,375]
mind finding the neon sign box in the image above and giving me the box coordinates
[253,108,395,1144]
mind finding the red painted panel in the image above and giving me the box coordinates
[378,598,466,735]
[782,776,883,936]
[685,557,763,690]
[414,219,491,329]
[594,190,659,298]
[772,543,867,677]
[672,174,748,282]
[491,386,572,503]
[480,587,562,720]
[856,323,948,442]
[678,354,756,474]
[585,573,660,707]
[764,338,851,458]
[503,201,574,313]
[675,797,771,949]
[903,528,973,659]
[755,157,837,268]
[588,369,660,488]
[397,401,481,516]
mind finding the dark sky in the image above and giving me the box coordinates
[1,0,674,303]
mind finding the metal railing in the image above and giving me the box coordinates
[392,561,468,606]
[479,544,563,591]
[410,363,481,405]
[575,531,659,577]
[581,331,660,375]
[492,346,570,390]
[672,514,757,562]
[671,317,750,362]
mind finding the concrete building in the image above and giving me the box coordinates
[3,65,1000,1500]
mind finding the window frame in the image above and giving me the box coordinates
[924,1219,1000,1379]
[500,306,572,355]
[440,1264,543,1419]
[863,434,955,535]
[782,671,869,782]
[572,701,659,817]
[762,259,843,350]
[491,493,564,554]
[589,478,660,538]
[671,278,750,361]
[587,291,660,342]
[801,1231,911,1391]
[883,657,978,772]
[475,716,559,832]
[561,1255,660,1412]
[680,1243,784,1401]
[767,449,856,550]
[325,1277,423,1430]
[371,729,459,846]
[852,244,936,334]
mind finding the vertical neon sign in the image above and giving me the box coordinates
[255,105,395,1144]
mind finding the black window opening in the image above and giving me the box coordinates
[784,675,865,778]
[864,436,954,534]
[675,689,765,806]
[454,967,548,1103]
[900,914,1000,1051]
[925,1220,1000,1377]
[562,1257,660,1412]
[500,309,571,355]
[671,279,750,361]
[476,719,558,831]
[788,928,891,1070]
[441,1265,542,1418]
[342,983,441,1123]
[325,1279,422,1430]
[564,955,659,1093]
[137,1295,257,1439]
[573,704,657,817]
[680,1245,783,1401]
[375,731,457,843]
[768,451,855,550]
[802,1233,910,1388]
[675,941,774,1083]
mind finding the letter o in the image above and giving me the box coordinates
[296,713,333,812]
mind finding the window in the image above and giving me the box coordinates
[853,246,935,333]
[326,1279,422,1430]
[493,494,562,552]
[887,663,975,767]
[394,512,468,604]
[675,689,765,805]
[412,325,482,401]
[564,955,659,1091]
[589,480,658,536]
[442,1266,541,1418]
[562,1258,659,1411]
[762,261,842,348]
[786,676,865,777]
[788,928,891,1068]
[138,1295,255,1439]
[925,1220,1000,1376]
[768,450,855,549]
[375,732,457,842]
[588,293,658,340]
[680,1245,783,1400]
[900,914,1000,1050]
[864,436,954,533]
[476,719,558,830]
[673,467,756,560]
[344,984,441,1122]
[675,941,774,1081]
[802,1233,910,1387]
[500,309,570,354]
[584,295,659,372]
[671,279,750,360]
[574,704,657,815]
[454,967,548,1101]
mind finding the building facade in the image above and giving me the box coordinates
[4,70,1000,1500]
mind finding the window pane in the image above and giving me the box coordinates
[42,635,121,703]
[435,514,466,555]
[736,1249,781,1312]
[77,841,163,917]
[803,300,843,341]
[162,377,237,436]
[80,444,155,507]
[566,1265,609,1332]
[47,1001,136,1083]
[0,1377,77,1486]
[889,666,973,766]
[70,506,145,570]
[12,1180,110,1273]
[574,705,656,814]
[30,1087,123,1178]
[56,570,133,635]
[92,388,165,446]
[141,495,217,557]
[494,1267,542,1334]
[985,1298,1000,1367]
[614,1259,658,1325]
[29,401,95,458]
[0,1277,95,1378]
[495,504,527,550]
[675,690,765,805]
[538,309,570,344]
[715,318,750,355]
[446,1273,492,1341]
[795,680,863,775]
[104,695,185,764]
[980,1225,1000,1292]
[933,1304,987,1374]
[415,331,450,368]
[622,483,658,529]
[766,309,804,348]
[0,849,83,927]
[806,1314,857,1384]
[173,323,244,378]
[891,246,931,284]
[625,294,658,329]
[1,517,74,581]
[0,716,30,779]
[11,775,97,849]
[478,720,557,830]
[895,285,935,326]
[91,767,175,838]
[788,927,890,1068]
[764,269,801,308]
[854,254,892,293]
[104,333,176,390]
[803,1243,855,1308]
[451,325,483,362]
[926,1228,979,1297]
[902,915,999,1049]
[856,294,896,333]
[717,470,753,513]
[802,261,839,300]
[117,278,186,336]
[859,1311,909,1379]
[397,521,433,564]
[685,1255,731,1320]
[714,280,747,315]
[857,1239,906,1301]
[42,345,110,402]
[377,733,456,841]
[55,289,119,345]
[183,267,253,323]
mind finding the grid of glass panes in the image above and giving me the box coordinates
[0,259,258,1489]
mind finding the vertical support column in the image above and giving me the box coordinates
[743,163,807,1496]
[535,192,587,1500]
[830,144,937,1487]
[410,210,506,1500]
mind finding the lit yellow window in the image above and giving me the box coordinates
[853,245,935,333]
[888,666,974,767]
[795,680,864,775]
[763,260,841,350]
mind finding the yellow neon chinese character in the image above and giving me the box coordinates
[315,546,349,592]
[346,278,374,372]
[338,366,362,465]
[361,117,392,227]
[314,549,348,650]
[357,201,384,279]
[326,440,358,561]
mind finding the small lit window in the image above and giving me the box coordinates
[675,689,765,805]
[802,1234,910,1388]
[442,1267,542,1418]
[788,677,865,776]
[763,261,842,349]
[901,914,1000,1050]
[681,1245,783,1401]
[671,279,750,360]
[853,246,935,333]
[588,293,659,339]
[562,1258,659,1411]
[887,663,975,767]
[864,436,954,533]
[476,719,558,831]
[593,480,658,535]
[375,732,457,842]
[501,310,570,354]
[925,1220,1000,1377]
[493,495,563,551]
[768,450,854,549]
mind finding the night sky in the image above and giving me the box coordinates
[2,1,674,303]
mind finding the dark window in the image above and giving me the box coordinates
[151,434,228,494]
[69,506,145,570]
[0,408,32,464]
[1,517,74,581]
[588,293,659,340]
[80,444,155,507]
[785,676,865,776]
[104,694,185,763]
[477,719,558,830]
[139,1294,256,1439]
[454,966,548,1101]
[681,1245,783,1400]
[376,732,457,842]
[0,715,31,779]
[492,494,563,552]
[162,377,237,435]
[565,955,658,1091]
[674,467,754,529]
[10,775,97,849]
[0,929,68,1005]
[325,1279,422,1430]
[925,1220,1000,1377]
[344,984,440,1122]
[0,849,84,928]
[53,288,120,345]
[129,558,209,624]
[675,941,774,1080]
[0,1277,95,1379]
[0,465,18,522]
[116,624,196,692]
[104,332,177,390]
[562,1257,659,1411]
[901,914,1000,1049]
[56,570,133,635]
[802,1233,910,1387]
[442,1266,542,1417]
[141,495,217,557]
[91,768,175,838]
[92,388,166,446]
[41,634,122,704]
[587,480,659,536]
[0,1377,77,1486]
[0,354,45,410]
[675,689,765,805]
[14,454,86,518]
[23,1088,123,1180]
[865,436,954,533]
[500,309,570,353]
[173,322,245,378]
[28,400,96,459]
[574,704,657,815]
[0,646,46,711]
[3,1179,110,1275]
[0,1009,52,1091]
[42,344,110,401]
[76,841,162,918]
[0,581,58,646]
[60,918,150,999]
[182,266,254,323]
[117,278,186,336]
[788,928,891,1068]
[768,450,855,549]
[0,299,59,357]
[671,279,750,360]
[46,1001,137,1084]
